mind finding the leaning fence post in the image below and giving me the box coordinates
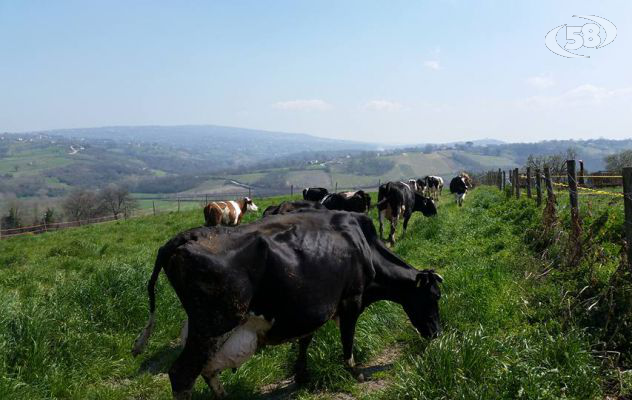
[526,167,532,199]
[544,167,554,204]
[535,168,542,206]
[514,168,520,199]
[579,160,585,186]
[623,167,632,270]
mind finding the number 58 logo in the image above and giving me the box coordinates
[545,15,617,58]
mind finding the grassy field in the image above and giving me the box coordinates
[0,187,627,399]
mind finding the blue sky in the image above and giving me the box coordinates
[1,1,631,143]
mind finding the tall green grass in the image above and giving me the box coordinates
[0,189,610,399]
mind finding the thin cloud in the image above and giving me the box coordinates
[522,84,632,108]
[423,60,441,71]
[272,99,332,111]
[526,75,555,89]
[363,100,405,112]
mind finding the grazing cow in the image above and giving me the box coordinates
[321,190,371,213]
[302,187,329,202]
[376,181,437,245]
[408,179,419,192]
[424,176,444,201]
[132,210,443,399]
[415,178,427,194]
[203,197,258,227]
[262,200,324,217]
[449,173,472,207]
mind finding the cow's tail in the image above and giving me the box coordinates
[372,197,389,209]
[131,247,167,356]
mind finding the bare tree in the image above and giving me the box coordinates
[99,184,138,219]
[62,189,102,222]
[604,149,632,173]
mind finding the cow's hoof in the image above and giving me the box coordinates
[355,372,365,383]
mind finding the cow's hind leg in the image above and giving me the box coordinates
[294,334,314,384]
[388,217,397,246]
[402,214,412,237]
[169,332,216,400]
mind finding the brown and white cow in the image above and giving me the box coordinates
[203,197,258,227]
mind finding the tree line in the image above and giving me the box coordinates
[1,184,138,230]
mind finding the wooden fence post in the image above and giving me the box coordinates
[152,201,156,216]
[526,167,532,198]
[535,168,542,206]
[497,168,502,190]
[177,197,180,213]
[509,170,514,196]
[579,160,585,186]
[502,170,506,191]
[567,160,579,211]
[335,182,338,192]
[291,185,294,197]
[514,168,520,199]
[544,167,554,204]
[623,167,632,270]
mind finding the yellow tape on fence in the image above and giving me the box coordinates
[550,181,624,197]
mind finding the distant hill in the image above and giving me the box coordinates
[1,125,630,199]
[30,125,378,166]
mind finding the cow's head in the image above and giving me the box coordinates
[408,179,419,192]
[414,193,437,217]
[416,178,426,190]
[244,197,258,212]
[402,269,443,338]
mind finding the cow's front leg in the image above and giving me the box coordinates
[339,299,364,382]
[294,334,314,384]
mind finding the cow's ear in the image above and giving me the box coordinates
[415,272,429,288]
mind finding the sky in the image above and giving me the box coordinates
[1,1,632,144]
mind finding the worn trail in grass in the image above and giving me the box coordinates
[0,189,602,399]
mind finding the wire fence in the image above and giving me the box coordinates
[0,183,382,240]
[479,163,632,270]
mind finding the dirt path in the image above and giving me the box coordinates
[259,343,404,399]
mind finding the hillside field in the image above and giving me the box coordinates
[0,188,629,399]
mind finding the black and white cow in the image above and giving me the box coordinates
[449,173,472,207]
[321,190,371,213]
[376,181,437,245]
[132,210,443,399]
[262,200,324,217]
[415,178,427,194]
[424,176,444,201]
[302,187,329,202]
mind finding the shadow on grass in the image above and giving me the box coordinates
[136,344,182,375]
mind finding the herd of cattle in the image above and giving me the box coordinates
[132,173,472,399]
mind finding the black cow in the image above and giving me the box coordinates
[321,190,371,213]
[424,176,444,201]
[132,210,442,399]
[376,181,437,245]
[449,173,472,207]
[416,178,427,194]
[262,200,324,217]
[302,187,329,202]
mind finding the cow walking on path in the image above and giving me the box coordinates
[449,173,472,207]
[132,210,442,399]
[376,181,437,245]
